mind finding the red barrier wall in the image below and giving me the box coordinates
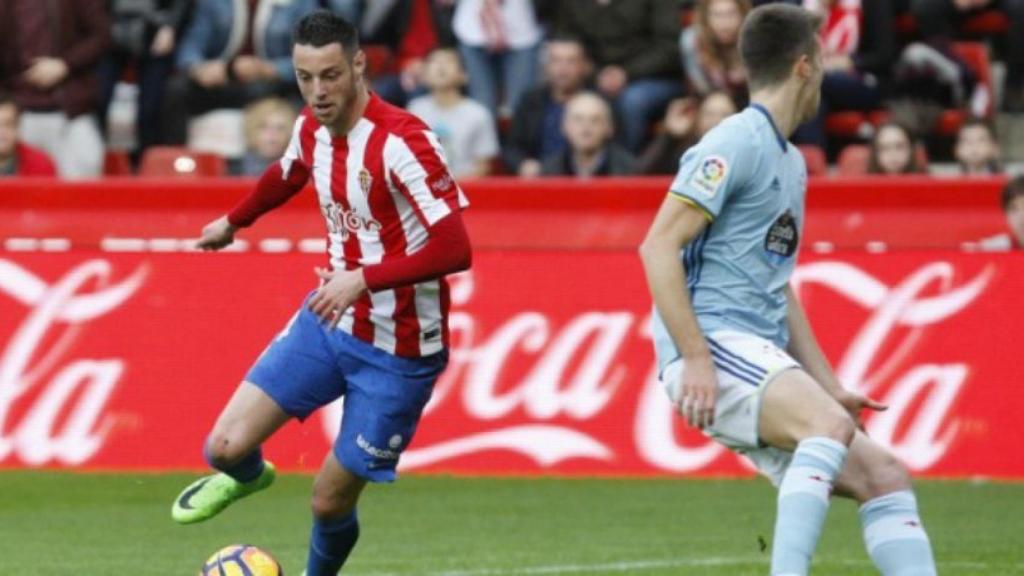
[0,178,1020,477]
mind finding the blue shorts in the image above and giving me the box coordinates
[246,293,448,483]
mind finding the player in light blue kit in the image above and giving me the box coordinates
[640,5,938,576]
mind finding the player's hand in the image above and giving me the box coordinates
[308,267,367,327]
[835,389,887,427]
[597,65,628,97]
[675,355,718,429]
[196,215,238,251]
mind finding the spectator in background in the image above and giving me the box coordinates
[0,0,109,179]
[409,48,499,178]
[792,0,896,148]
[358,0,451,108]
[505,35,592,177]
[1002,176,1024,248]
[556,0,683,153]
[954,118,1002,175]
[0,94,57,177]
[639,91,737,175]
[98,0,191,159]
[911,0,1024,111]
[235,97,298,176]
[680,0,751,104]
[868,122,927,175]
[162,0,316,145]
[541,91,636,177]
[452,0,543,118]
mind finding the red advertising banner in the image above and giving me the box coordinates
[0,250,1019,477]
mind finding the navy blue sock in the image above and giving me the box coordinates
[203,443,265,483]
[306,510,360,576]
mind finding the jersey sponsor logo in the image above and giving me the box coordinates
[688,155,728,198]
[322,203,382,240]
[427,169,456,197]
[764,210,799,263]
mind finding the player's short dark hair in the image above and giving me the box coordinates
[1001,176,1024,211]
[739,4,823,91]
[292,9,359,56]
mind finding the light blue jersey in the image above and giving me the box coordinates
[652,104,807,373]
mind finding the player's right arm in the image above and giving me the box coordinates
[639,197,716,429]
[196,115,311,251]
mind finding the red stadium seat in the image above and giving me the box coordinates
[961,10,1010,35]
[798,144,827,176]
[139,147,226,177]
[837,144,870,176]
[825,111,871,139]
[103,150,133,176]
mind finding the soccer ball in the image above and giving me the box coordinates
[199,544,283,576]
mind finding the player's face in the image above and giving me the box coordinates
[294,42,365,128]
[0,104,17,159]
[1006,196,1024,248]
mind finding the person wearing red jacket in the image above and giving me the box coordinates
[0,94,57,177]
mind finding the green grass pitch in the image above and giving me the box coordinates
[1,472,1022,575]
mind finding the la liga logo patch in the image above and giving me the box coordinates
[689,155,728,198]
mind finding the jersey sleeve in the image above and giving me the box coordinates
[668,125,757,220]
[385,129,470,229]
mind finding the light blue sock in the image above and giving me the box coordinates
[771,437,848,576]
[306,510,359,576]
[860,490,936,576]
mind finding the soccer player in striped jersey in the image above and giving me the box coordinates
[640,5,937,575]
[171,11,471,576]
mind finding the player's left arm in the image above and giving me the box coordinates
[784,285,887,421]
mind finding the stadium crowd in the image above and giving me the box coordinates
[0,0,1022,180]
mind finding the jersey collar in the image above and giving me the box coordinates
[749,103,788,152]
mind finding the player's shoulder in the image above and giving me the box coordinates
[364,94,432,141]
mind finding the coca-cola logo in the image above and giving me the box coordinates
[318,260,993,474]
[0,259,146,465]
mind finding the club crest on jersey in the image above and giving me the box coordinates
[358,168,373,197]
[689,155,728,198]
[427,169,456,196]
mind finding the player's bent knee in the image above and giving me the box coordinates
[310,485,359,520]
[204,431,252,469]
[811,409,857,447]
[867,455,912,498]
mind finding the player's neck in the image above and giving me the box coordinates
[329,87,370,137]
[750,89,802,139]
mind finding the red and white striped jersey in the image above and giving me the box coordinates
[281,94,469,358]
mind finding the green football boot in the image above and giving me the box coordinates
[171,461,276,524]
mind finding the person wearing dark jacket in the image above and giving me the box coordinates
[98,0,191,158]
[555,0,684,153]
[792,0,896,148]
[161,0,317,145]
[505,35,591,176]
[0,0,110,178]
[541,92,636,177]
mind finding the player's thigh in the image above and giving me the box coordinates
[833,430,912,503]
[311,451,368,519]
[758,368,856,451]
[208,381,292,457]
[245,300,348,421]
[334,336,447,483]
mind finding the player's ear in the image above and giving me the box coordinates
[352,49,367,78]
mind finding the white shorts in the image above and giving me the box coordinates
[660,329,800,485]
